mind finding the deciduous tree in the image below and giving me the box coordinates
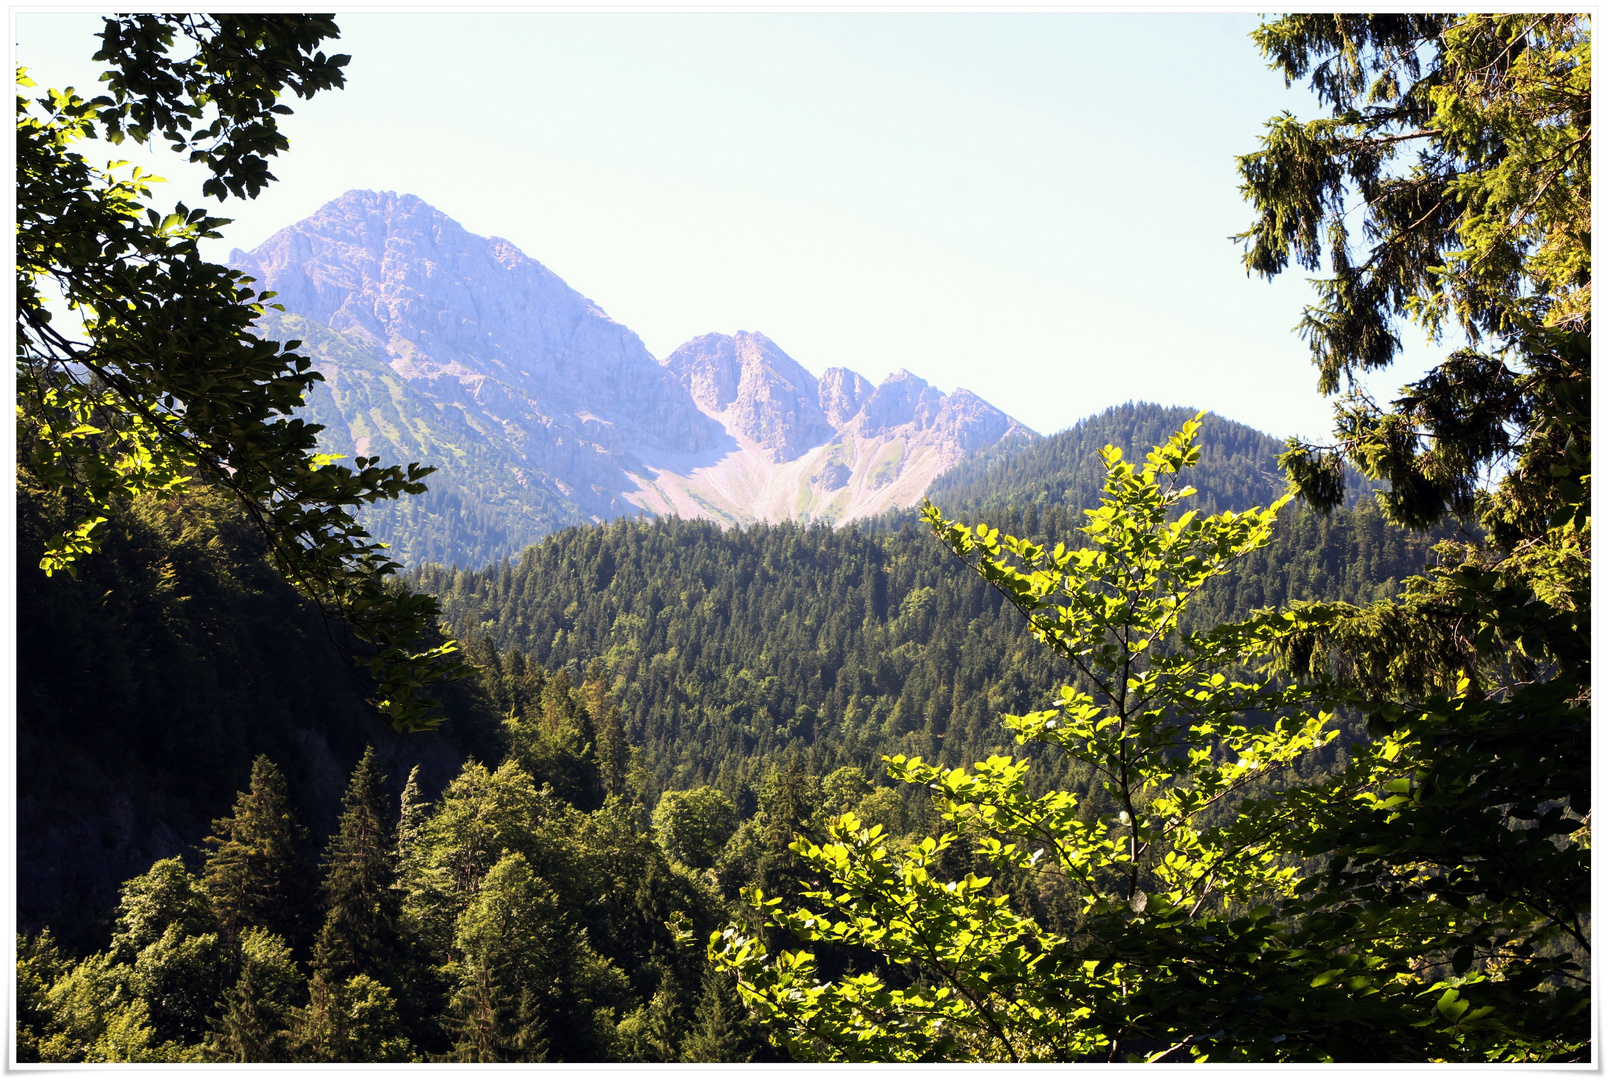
[653,787,739,871]
[16,14,469,733]
[714,417,1585,1060]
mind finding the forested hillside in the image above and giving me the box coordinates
[18,398,1452,1062]
[17,478,788,1062]
[418,407,1445,806]
[16,476,502,955]
[926,401,1379,518]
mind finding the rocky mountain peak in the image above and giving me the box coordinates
[664,331,834,463]
[818,367,873,427]
[226,190,1036,559]
[855,369,946,435]
[231,189,714,457]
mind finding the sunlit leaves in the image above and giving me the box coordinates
[713,422,1362,1061]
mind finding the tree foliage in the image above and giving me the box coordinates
[1238,14,1589,542]
[1231,17,1591,1062]
[202,754,311,952]
[16,14,468,732]
[654,787,740,871]
[312,747,403,987]
[18,709,762,1063]
[713,422,1586,1061]
[704,18,1592,1060]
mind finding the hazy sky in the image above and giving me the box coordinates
[17,12,1444,440]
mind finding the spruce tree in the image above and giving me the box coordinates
[311,747,402,988]
[584,660,631,800]
[205,928,300,1062]
[752,756,822,907]
[202,755,310,952]
[1237,15,1589,1054]
[395,765,426,886]
[680,966,779,1063]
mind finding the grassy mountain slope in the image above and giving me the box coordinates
[280,311,611,567]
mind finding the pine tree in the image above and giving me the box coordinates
[584,661,631,800]
[311,747,402,987]
[205,928,300,1062]
[202,755,310,952]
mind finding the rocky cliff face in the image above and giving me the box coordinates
[639,337,1035,527]
[234,193,707,456]
[818,367,873,427]
[232,191,1036,563]
[230,191,718,534]
[666,332,834,463]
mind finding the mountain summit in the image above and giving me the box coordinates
[665,331,835,463]
[230,190,1034,565]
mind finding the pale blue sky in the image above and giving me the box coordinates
[17,12,1442,441]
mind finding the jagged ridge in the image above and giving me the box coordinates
[230,190,1034,566]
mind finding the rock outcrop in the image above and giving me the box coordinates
[818,367,874,427]
[665,332,834,463]
[634,336,1035,526]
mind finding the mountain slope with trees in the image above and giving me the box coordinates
[15,476,501,957]
[926,401,1377,518]
[17,15,465,734]
[419,405,1445,805]
[17,477,784,1062]
[20,8,1582,1065]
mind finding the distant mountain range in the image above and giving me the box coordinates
[231,190,1034,566]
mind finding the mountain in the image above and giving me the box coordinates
[230,191,1033,567]
[926,401,1384,521]
[640,331,1034,528]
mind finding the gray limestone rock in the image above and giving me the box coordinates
[231,189,718,462]
[818,367,873,427]
[664,332,835,463]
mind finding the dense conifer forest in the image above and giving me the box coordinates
[419,406,1443,804]
[18,403,1449,1061]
